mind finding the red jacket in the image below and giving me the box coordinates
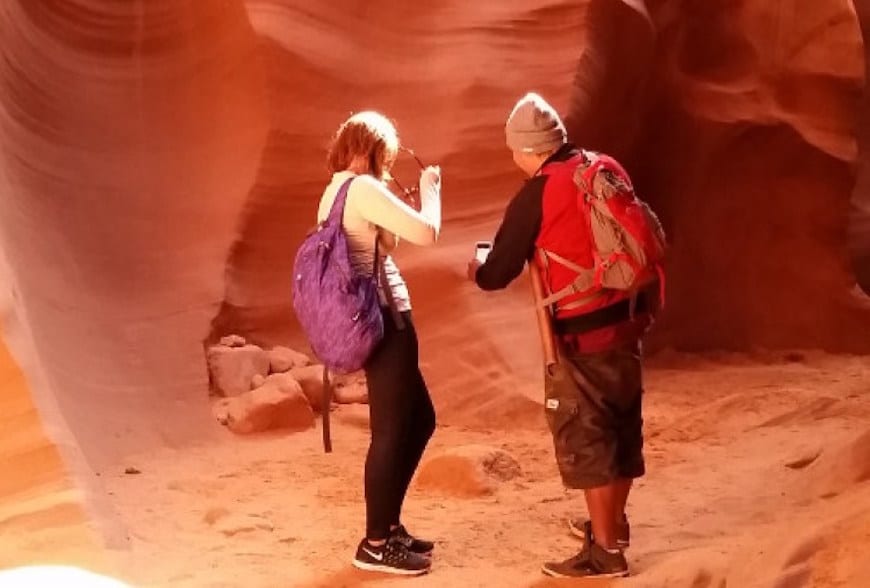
[475,145,650,354]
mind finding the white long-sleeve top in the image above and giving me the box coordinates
[316,170,441,311]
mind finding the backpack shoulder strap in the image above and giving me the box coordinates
[539,152,587,178]
[325,177,355,225]
[576,152,633,198]
[536,248,604,309]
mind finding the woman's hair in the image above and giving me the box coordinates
[327,111,400,179]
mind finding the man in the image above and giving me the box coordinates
[467,92,658,578]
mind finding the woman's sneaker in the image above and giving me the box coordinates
[352,536,431,576]
[391,525,434,557]
[568,517,630,549]
[541,542,629,579]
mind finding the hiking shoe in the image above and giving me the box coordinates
[352,537,431,576]
[569,516,630,549]
[541,542,629,578]
[392,524,434,556]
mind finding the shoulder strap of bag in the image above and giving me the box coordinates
[325,177,355,225]
[536,248,606,309]
[321,366,332,453]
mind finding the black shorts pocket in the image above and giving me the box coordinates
[544,362,617,489]
[544,363,581,465]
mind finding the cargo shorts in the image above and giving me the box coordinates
[543,342,645,489]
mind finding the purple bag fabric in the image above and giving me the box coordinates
[292,178,384,374]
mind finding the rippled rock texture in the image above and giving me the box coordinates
[0,0,867,475]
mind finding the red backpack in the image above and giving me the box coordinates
[537,150,666,315]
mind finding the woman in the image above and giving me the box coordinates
[317,111,441,576]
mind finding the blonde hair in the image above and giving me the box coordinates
[327,111,400,180]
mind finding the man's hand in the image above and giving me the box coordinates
[467,259,482,282]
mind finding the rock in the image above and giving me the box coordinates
[264,372,300,391]
[633,0,870,352]
[286,365,328,410]
[250,373,266,389]
[0,0,272,471]
[299,366,367,408]
[416,445,521,498]
[207,344,270,397]
[268,346,311,373]
[334,379,368,405]
[213,379,314,435]
[264,372,320,412]
[219,334,246,348]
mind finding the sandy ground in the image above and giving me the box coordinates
[97,351,870,588]
[0,4,868,587]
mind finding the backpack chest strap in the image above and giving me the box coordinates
[537,248,605,309]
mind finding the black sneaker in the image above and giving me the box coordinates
[392,525,434,556]
[352,537,431,576]
[568,516,630,549]
[541,542,629,578]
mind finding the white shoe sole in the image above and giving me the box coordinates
[541,565,629,579]
[352,558,430,576]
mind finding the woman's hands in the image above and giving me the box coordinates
[419,165,441,196]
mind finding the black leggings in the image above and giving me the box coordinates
[363,309,436,540]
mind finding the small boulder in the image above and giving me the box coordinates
[207,344,270,397]
[265,372,323,412]
[416,445,521,498]
[287,365,328,410]
[250,374,266,389]
[269,346,311,373]
[219,334,247,348]
[213,379,314,435]
[334,380,368,405]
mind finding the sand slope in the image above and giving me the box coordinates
[96,352,870,587]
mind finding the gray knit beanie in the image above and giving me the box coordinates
[505,92,567,154]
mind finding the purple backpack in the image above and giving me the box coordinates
[292,178,384,374]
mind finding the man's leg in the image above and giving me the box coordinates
[614,477,632,516]
[542,345,640,577]
[585,483,622,549]
[587,477,632,547]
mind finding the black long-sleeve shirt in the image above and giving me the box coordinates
[475,144,577,291]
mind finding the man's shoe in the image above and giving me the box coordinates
[541,542,629,578]
[569,516,630,549]
[352,537,431,576]
[392,525,434,556]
